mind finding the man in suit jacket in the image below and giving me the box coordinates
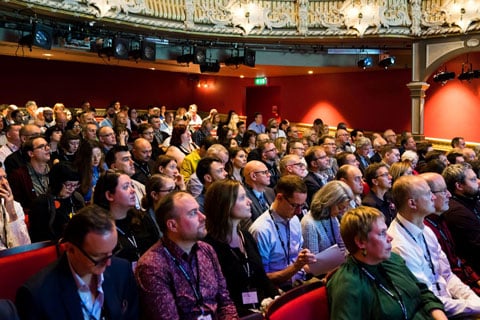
[16,205,139,320]
[303,146,331,206]
[243,160,275,228]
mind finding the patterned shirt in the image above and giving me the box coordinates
[135,237,238,320]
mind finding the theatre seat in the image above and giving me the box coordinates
[0,241,63,301]
[265,281,329,320]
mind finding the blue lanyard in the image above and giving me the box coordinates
[269,209,291,264]
[163,246,204,308]
[396,218,441,292]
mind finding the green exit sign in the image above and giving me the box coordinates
[254,77,268,86]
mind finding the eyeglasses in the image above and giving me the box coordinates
[63,182,80,189]
[33,143,50,151]
[322,143,336,146]
[253,170,270,176]
[375,172,390,179]
[313,155,328,161]
[264,148,277,153]
[74,243,120,267]
[431,188,449,195]
[284,197,304,210]
[142,131,154,135]
[291,147,305,151]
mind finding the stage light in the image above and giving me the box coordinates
[244,49,256,67]
[200,61,220,73]
[18,23,53,51]
[114,38,129,59]
[379,56,395,69]
[141,41,156,61]
[357,57,373,69]
[433,71,456,84]
[193,47,207,64]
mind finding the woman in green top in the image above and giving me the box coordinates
[327,206,447,320]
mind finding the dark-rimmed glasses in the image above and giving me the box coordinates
[74,243,120,267]
[284,197,304,210]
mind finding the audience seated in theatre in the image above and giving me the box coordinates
[204,179,279,317]
[327,206,446,320]
[135,191,238,319]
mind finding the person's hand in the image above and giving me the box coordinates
[174,174,186,190]
[0,179,14,203]
[294,248,316,270]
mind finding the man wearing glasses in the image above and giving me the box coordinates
[249,175,316,291]
[16,205,139,319]
[9,136,50,215]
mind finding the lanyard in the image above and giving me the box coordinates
[269,209,291,264]
[116,226,140,259]
[163,246,205,309]
[425,217,463,269]
[395,218,440,291]
[356,260,408,320]
[229,230,251,278]
[320,217,337,247]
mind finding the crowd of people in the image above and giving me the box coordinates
[1,99,480,319]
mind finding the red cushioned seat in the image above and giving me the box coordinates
[0,241,63,301]
[266,281,329,320]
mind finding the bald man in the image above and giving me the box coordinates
[131,138,154,185]
[242,160,275,227]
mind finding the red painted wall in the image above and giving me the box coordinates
[424,53,480,142]
[1,55,413,134]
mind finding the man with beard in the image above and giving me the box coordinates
[442,163,480,274]
[135,191,237,319]
[422,172,480,295]
[389,175,480,318]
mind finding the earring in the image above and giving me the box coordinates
[361,248,367,257]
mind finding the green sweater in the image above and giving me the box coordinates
[327,253,444,320]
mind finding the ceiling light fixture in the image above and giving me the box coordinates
[18,23,53,51]
[379,56,396,69]
[433,70,456,85]
[357,56,373,69]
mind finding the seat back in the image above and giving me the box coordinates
[0,241,63,301]
[266,281,329,320]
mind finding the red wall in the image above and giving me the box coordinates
[0,55,413,134]
[425,53,480,142]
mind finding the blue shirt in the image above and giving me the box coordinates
[249,209,304,285]
[247,121,265,134]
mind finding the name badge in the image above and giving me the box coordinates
[197,315,212,320]
[242,290,259,305]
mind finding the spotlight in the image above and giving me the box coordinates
[193,47,207,64]
[141,41,156,61]
[114,38,129,59]
[379,56,396,69]
[357,57,373,69]
[177,53,194,64]
[244,49,256,67]
[457,63,480,82]
[200,61,220,73]
[433,71,456,84]
[18,23,53,51]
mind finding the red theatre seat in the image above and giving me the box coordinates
[0,241,63,301]
[266,281,329,320]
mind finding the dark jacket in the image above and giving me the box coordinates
[16,254,139,320]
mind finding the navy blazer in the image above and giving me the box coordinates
[243,185,275,227]
[303,171,325,206]
[16,254,139,320]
